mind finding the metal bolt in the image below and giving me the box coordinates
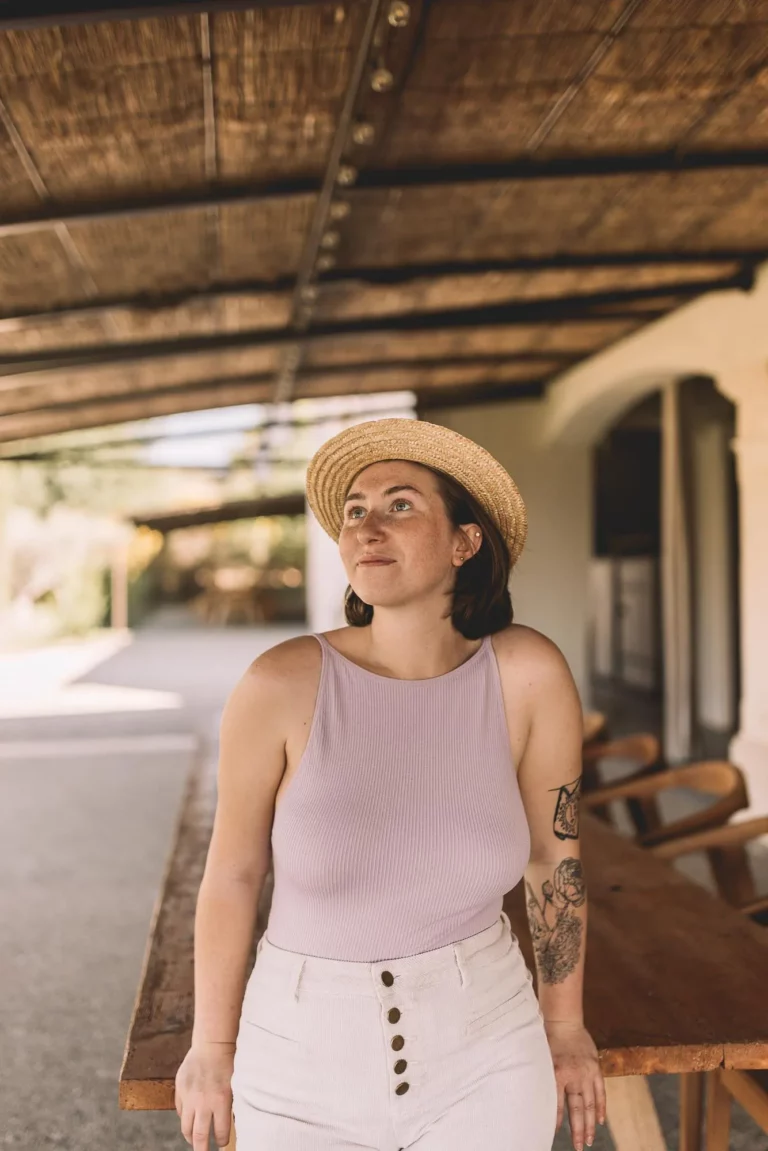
[316,254,336,272]
[320,230,340,249]
[336,164,358,186]
[352,121,375,145]
[329,200,351,221]
[388,1,410,26]
[371,67,394,93]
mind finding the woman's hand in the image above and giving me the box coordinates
[544,1020,606,1151]
[175,1041,236,1151]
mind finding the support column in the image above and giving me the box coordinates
[690,408,737,744]
[717,366,768,816]
[661,380,693,762]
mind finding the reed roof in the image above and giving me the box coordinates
[0,0,765,442]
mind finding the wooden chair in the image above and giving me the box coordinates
[582,710,608,746]
[651,815,768,919]
[581,761,750,849]
[581,733,663,833]
[649,816,768,1149]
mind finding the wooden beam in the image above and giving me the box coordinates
[131,494,306,531]
[0,283,693,377]
[0,354,567,417]
[0,261,752,329]
[0,374,545,443]
[3,152,768,236]
[0,0,316,31]
[416,380,544,411]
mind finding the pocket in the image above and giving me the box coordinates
[464,980,528,1037]
[239,972,301,1044]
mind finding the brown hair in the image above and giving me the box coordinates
[343,462,513,639]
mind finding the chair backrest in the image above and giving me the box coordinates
[582,733,661,769]
[582,711,607,745]
[651,814,768,913]
[669,760,749,801]
[638,761,749,847]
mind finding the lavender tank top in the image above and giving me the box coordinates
[265,631,531,961]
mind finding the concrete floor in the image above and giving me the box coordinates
[1,609,765,1150]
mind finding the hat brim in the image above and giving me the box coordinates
[305,418,527,566]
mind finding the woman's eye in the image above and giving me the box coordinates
[347,500,411,518]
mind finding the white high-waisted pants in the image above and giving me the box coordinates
[231,909,558,1150]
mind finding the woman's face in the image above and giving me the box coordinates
[338,459,472,610]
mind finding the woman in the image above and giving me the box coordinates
[175,418,606,1151]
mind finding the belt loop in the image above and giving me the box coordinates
[452,942,468,989]
[292,956,306,1002]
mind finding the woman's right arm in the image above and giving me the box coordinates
[175,646,293,1151]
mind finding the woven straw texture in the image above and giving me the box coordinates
[305,418,527,566]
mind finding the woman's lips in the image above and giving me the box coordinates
[357,558,395,565]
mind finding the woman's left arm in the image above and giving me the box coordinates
[512,630,606,1151]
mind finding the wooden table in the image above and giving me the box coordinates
[120,756,768,1149]
[505,814,768,1149]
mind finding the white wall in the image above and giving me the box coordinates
[426,400,592,704]
[538,261,768,818]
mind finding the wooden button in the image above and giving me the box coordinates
[387,1007,400,1023]
[391,1034,404,1050]
[394,1058,407,1074]
[395,1082,410,1094]
[381,971,394,986]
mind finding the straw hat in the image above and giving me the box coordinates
[305,418,527,565]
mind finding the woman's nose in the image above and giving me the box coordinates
[357,513,384,540]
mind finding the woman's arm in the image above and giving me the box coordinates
[511,629,606,1151]
[176,644,297,1151]
[191,654,288,1048]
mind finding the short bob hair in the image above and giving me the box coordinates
[343,461,513,639]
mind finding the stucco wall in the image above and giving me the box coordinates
[427,400,592,706]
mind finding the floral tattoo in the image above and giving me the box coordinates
[525,858,586,984]
[549,774,582,840]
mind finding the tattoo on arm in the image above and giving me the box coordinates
[525,857,586,984]
[549,774,582,840]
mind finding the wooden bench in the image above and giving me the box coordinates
[121,753,768,1150]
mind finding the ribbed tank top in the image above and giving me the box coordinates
[265,631,531,961]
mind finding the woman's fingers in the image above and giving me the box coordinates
[192,1109,212,1151]
[582,1091,597,1147]
[595,1069,608,1126]
[179,1102,194,1146]
[556,1080,566,1129]
[212,1099,233,1150]
[566,1090,585,1151]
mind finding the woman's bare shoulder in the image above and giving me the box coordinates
[218,634,322,748]
[490,624,574,688]
[242,633,322,694]
[490,622,561,657]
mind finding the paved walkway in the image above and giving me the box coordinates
[0,610,764,1149]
